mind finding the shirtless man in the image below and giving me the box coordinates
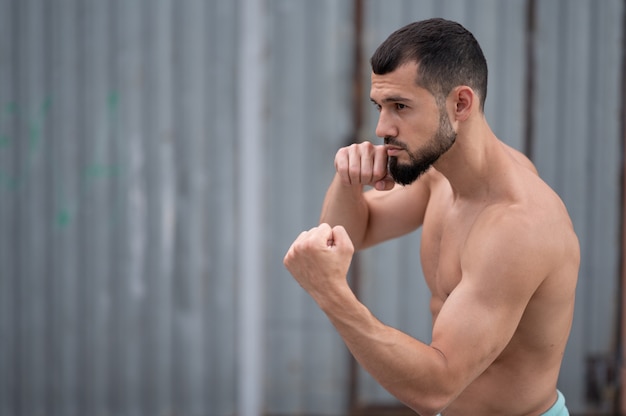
[283,19,579,415]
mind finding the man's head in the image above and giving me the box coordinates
[369,19,487,185]
[371,18,488,112]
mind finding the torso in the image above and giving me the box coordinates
[419,145,579,415]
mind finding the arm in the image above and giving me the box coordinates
[320,141,430,250]
[284,211,550,415]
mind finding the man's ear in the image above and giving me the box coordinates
[451,86,474,122]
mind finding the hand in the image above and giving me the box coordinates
[335,142,395,191]
[283,224,355,300]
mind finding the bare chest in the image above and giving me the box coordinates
[420,193,481,305]
[421,218,462,301]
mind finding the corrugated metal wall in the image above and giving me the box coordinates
[533,0,623,412]
[0,0,622,415]
[0,1,244,414]
[265,1,355,414]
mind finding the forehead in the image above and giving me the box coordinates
[370,62,434,105]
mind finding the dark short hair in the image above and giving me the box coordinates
[370,18,488,111]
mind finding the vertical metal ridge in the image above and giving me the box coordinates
[618,0,626,411]
[237,0,266,414]
[524,0,536,160]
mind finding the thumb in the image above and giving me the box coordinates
[330,225,354,253]
[374,174,395,191]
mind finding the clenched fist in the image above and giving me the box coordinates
[283,224,355,301]
[335,142,395,191]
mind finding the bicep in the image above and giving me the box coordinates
[429,217,547,392]
[429,278,528,389]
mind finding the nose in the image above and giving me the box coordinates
[375,110,398,139]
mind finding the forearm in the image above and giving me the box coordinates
[319,174,369,249]
[316,284,455,415]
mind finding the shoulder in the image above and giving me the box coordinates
[504,144,539,175]
[464,191,578,291]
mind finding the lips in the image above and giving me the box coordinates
[386,146,404,156]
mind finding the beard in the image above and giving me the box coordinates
[386,110,456,186]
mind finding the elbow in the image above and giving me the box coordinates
[404,347,463,415]
[407,394,452,416]
[391,380,455,416]
[386,348,463,415]
[402,369,459,415]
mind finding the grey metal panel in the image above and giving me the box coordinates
[0,0,16,414]
[533,0,623,413]
[15,1,49,415]
[0,0,241,414]
[579,0,623,354]
[264,1,354,414]
[82,1,117,414]
[205,0,239,412]
[266,1,310,409]
[49,1,81,415]
[112,1,146,415]
[171,1,210,414]
[472,0,528,151]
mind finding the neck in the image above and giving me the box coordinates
[433,118,502,200]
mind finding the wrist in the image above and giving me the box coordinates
[313,281,358,314]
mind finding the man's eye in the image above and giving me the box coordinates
[396,103,406,110]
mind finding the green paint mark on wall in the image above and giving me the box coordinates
[108,91,119,113]
[29,121,42,149]
[4,102,17,115]
[0,171,18,191]
[83,164,120,179]
[56,208,71,228]
[41,96,52,114]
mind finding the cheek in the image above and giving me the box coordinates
[406,116,440,143]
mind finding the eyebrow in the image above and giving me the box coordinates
[369,96,412,105]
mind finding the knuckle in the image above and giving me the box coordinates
[349,166,361,182]
[373,164,386,179]
[361,166,373,183]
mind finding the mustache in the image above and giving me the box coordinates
[384,137,408,150]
